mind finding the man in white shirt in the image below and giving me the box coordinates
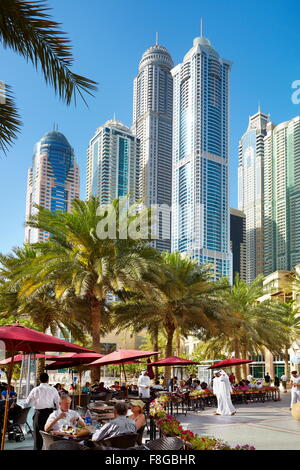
[290,371,300,409]
[45,395,84,433]
[137,370,151,398]
[26,372,60,450]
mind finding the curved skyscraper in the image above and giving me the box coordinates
[132,41,173,251]
[171,35,232,280]
[25,130,80,243]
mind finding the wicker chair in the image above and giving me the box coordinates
[143,436,186,450]
[48,440,89,450]
[100,432,138,449]
[40,431,67,450]
[136,425,146,445]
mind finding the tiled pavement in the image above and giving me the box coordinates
[178,390,300,450]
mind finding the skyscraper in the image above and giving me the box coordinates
[132,40,173,251]
[230,208,246,283]
[86,119,140,204]
[238,109,269,283]
[25,130,80,243]
[171,35,232,280]
[264,116,300,274]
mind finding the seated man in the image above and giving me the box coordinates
[92,402,136,442]
[1,385,17,400]
[152,380,164,391]
[110,381,121,391]
[44,394,85,434]
[90,380,100,393]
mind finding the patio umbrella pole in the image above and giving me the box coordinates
[78,367,82,407]
[122,363,127,382]
[121,363,128,398]
[18,353,25,397]
[1,351,15,451]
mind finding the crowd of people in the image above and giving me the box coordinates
[1,367,300,448]
[24,373,148,449]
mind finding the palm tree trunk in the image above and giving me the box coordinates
[234,339,241,382]
[164,322,175,386]
[176,330,181,356]
[90,297,102,383]
[37,358,45,383]
[151,327,159,380]
[284,346,289,376]
[241,344,249,379]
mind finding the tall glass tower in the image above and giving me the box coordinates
[86,119,140,204]
[264,116,300,274]
[171,35,232,279]
[132,41,173,251]
[238,109,269,283]
[25,130,80,243]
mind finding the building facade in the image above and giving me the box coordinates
[238,109,269,283]
[25,130,80,243]
[256,268,300,378]
[171,35,232,280]
[264,116,300,274]
[132,42,173,251]
[230,208,246,283]
[86,119,140,204]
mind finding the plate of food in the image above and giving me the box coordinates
[61,425,76,435]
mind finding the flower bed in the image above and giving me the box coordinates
[150,396,255,450]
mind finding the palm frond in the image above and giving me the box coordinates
[0,0,98,106]
[0,83,22,152]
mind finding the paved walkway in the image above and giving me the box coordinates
[179,390,300,450]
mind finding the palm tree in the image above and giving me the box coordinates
[23,197,160,380]
[0,247,91,376]
[277,301,300,376]
[198,275,290,381]
[113,252,228,382]
[0,0,97,151]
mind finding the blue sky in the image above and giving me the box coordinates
[1,0,300,254]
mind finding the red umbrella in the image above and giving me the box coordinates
[0,324,92,450]
[45,353,104,370]
[88,349,158,383]
[0,353,49,365]
[0,324,91,354]
[44,353,77,360]
[207,358,252,369]
[88,349,159,367]
[149,356,200,366]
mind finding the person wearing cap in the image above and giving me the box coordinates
[137,370,151,398]
[129,400,146,430]
[213,370,236,416]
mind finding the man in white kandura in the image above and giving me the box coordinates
[290,370,300,410]
[137,370,151,398]
[213,370,236,416]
